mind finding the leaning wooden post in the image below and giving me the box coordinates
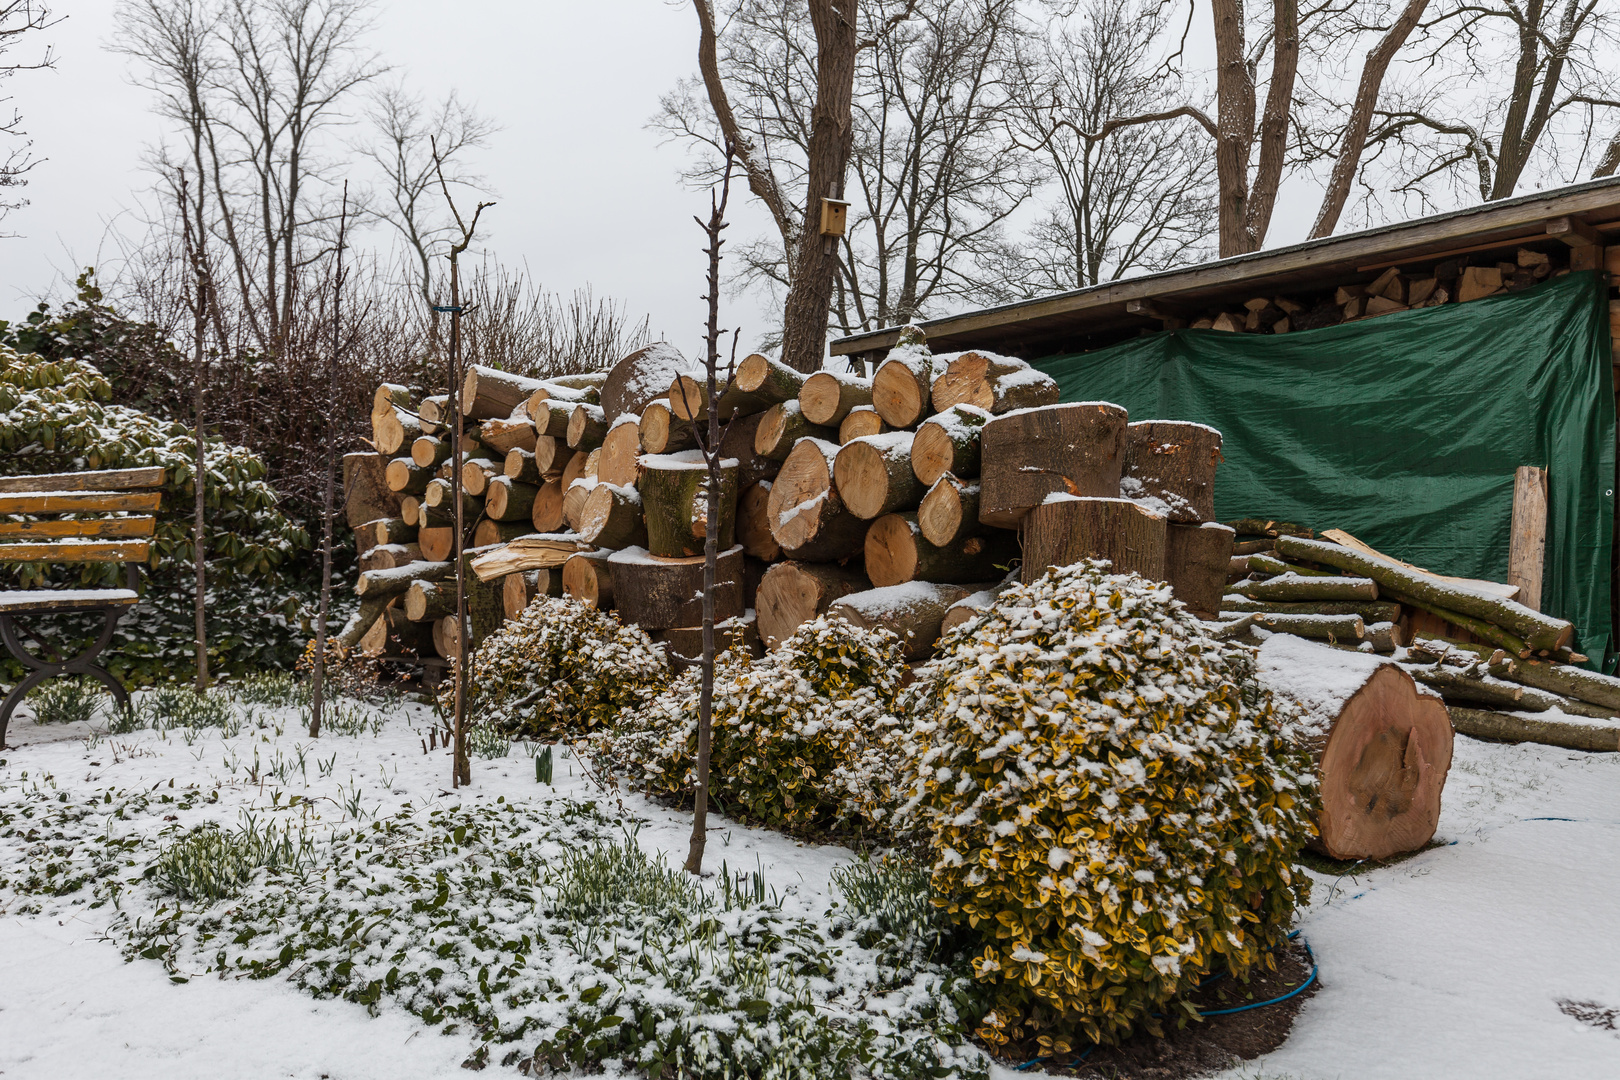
[1507,465,1547,612]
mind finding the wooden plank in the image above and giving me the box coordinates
[0,517,156,540]
[0,491,162,514]
[1507,466,1548,613]
[0,467,166,494]
[0,540,150,563]
[1356,231,1551,272]
[1606,246,1620,275]
[0,589,140,613]
[1546,216,1602,247]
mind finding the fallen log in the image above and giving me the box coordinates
[979,402,1128,527]
[1233,574,1380,602]
[609,544,745,630]
[910,404,989,486]
[424,477,481,520]
[374,383,412,414]
[1164,521,1234,619]
[1489,656,1620,712]
[755,560,871,647]
[835,431,924,520]
[732,352,806,406]
[354,560,452,601]
[865,512,1018,588]
[1385,588,1533,658]
[917,475,983,548]
[1122,421,1222,524]
[1257,635,1453,860]
[931,351,1059,415]
[640,451,740,558]
[562,549,615,610]
[1219,596,1404,622]
[1248,612,1366,643]
[765,437,870,561]
[799,370,874,426]
[753,401,837,461]
[579,483,649,549]
[1446,706,1620,753]
[1020,495,1166,585]
[828,582,977,660]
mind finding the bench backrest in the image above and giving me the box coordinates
[0,467,165,566]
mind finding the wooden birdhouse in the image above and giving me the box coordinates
[819,198,850,237]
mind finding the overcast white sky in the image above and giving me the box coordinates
[1,1,1338,357]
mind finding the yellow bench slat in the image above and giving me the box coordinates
[0,517,156,540]
[0,467,166,493]
[0,491,163,514]
[0,540,150,563]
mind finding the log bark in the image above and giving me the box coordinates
[911,405,989,486]
[1259,643,1453,860]
[1234,574,1380,602]
[1123,421,1223,524]
[667,373,770,423]
[979,402,1129,527]
[871,344,940,428]
[756,560,872,647]
[834,432,924,520]
[1220,597,1404,622]
[1165,522,1235,619]
[737,479,781,561]
[462,546,508,646]
[765,437,870,561]
[562,549,615,610]
[373,407,423,457]
[1490,656,1620,712]
[479,414,538,456]
[639,400,699,455]
[1250,612,1367,642]
[733,352,806,405]
[461,457,500,498]
[567,404,609,451]
[598,416,642,488]
[472,519,531,548]
[385,457,431,496]
[600,342,688,422]
[405,578,456,622]
[931,351,1060,415]
[502,567,562,620]
[1275,535,1573,652]
[462,365,545,420]
[639,452,740,558]
[354,559,452,601]
[917,475,983,548]
[418,526,455,563]
[660,614,764,669]
[609,544,745,630]
[865,512,1019,588]
[531,479,566,533]
[718,409,781,488]
[411,435,453,470]
[829,582,975,660]
[839,406,888,443]
[1020,496,1167,585]
[753,401,837,461]
[579,483,649,549]
[469,534,594,581]
[342,452,401,531]
[1446,706,1620,753]
[799,370,874,426]
[528,398,575,440]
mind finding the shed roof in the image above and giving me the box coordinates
[830,175,1620,361]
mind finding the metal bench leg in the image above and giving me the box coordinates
[0,608,130,748]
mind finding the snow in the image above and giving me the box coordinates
[1257,634,1391,735]
[1128,418,1223,438]
[925,402,990,438]
[0,588,138,606]
[993,400,1128,423]
[607,544,743,566]
[638,450,739,471]
[604,341,686,418]
[833,581,950,618]
[848,430,915,457]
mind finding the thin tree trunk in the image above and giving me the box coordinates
[177,171,211,693]
[1240,0,1300,251]
[310,186,349,738]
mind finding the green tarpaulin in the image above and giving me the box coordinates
[1033,271,1616,663]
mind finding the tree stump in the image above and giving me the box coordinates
[835,432,924,520]
[639,452,740,558]
[979,402,1129,527]
[828,582,977,660]
[562,549,615,610]
[753,401,837,461]
[609,544,745,630]
[579,483,649,549]
[865,512,1019,588]
[755,561,871,647]
[1165,522,1236,619]
[911,404,989,486]
[1122,421,1223,523]
[931,351,1059,415]
[1021,496,1166,584]
[765,437,870,561]
[1258,635,1454,861]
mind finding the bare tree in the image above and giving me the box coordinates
[178,169,212,691]
[308,182,348,739]
[0,1,59,225]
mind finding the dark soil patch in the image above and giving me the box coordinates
[990,939,1319,1079]
[1298,837,1448,877]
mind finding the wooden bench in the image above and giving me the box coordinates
[0,467,165,742]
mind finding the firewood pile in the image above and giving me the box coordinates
[340,327,1244,669]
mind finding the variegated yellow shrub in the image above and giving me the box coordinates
[896,561,1316,1052]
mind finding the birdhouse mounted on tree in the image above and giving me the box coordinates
[820,198,850,237]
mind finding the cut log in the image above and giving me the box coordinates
[979,402,1129,528]
[753,400,837,461]
[1488,656,1620,712]
[765,437,870,561]
[472,518,531,548]
[461,457,500,498]
[1274,535,1572,652]
[1165,522,1235,619]
[524,382,595,411]
[1122,421,1222,524]
[917,475,982,548]
[598,415,642,487]
[799,370,874,426]
[911,404,989,486]
[374,383,413,415]
[385,457,432,496]
[503,447,541,485]
[579,483,649,549]
[562,549,616,610]
[718,409,781,488]
[1458,266,1503,302]
[737,479,780,561]
[865,512,1018,588]
[502,567,562,620]
[366,517,414,547]
[1249,612,1366,642]
[756,560,872,647]
[660,614,764,669]
[667,373,770,423]
[531,479,566,533]
[733,352,806,405]
[1257,636,1453,860]
[639,451,739,558]
[469,533,593,581]
[931,351,1060,415]
[835,432,924,520]
[871,339,940,428]
[405,578,456,623]
[1446,706,1620,753]
[562,479,594,533]
[354,559,452,601]
[418,526,455,563]
[424,477,482,520]
[561,447,593,490]
[939,578,1017,637]
[528,397,575,440]
[411,435,453,469]
[567,404,609,451]
[359,542,422,572]
[418,394,450,426]
[479,414,539,455]
[373,406,423,457]
[432,614,460,661]
[461,546,507,647]
[1507,465,1548,612]
[1020,495,1166,585]
[1233,574,1379,602]
[1220,597,1403,622]
[600,342,688,422]
[838,405,888,444]
[336,596,390,650]
[609,544,745,630]
[359,607,432,658]
[462,365,545,420]
[828,582,975,660]
[639,400,699,454]
[343,452,401,531]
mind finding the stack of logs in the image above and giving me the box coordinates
[341,329,1240,668]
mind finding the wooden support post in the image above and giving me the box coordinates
[1508,465,1548,612]
[1547,217,1602,272]
[1124,298,1187,331]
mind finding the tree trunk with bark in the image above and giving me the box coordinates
[640,454,740,558]
[609,545,745,630]
[1021,496,1167,584]
[1165,522,1236,619]
[1123,421,1223,524]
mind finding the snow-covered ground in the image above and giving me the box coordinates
[0,694,1616,1079]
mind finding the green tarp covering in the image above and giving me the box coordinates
[1033,272,1616,663]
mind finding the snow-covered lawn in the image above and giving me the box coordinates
[0,691,1615,1079]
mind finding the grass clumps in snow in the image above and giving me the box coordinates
[454,595,670,741]
[27,678,107,726]
[153,814,314,901]
[897,561,1317,1053]
[599,617,909,837]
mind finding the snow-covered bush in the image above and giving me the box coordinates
[599,617,909,836]
[897,561,1316,1052]
[455,595,670,741]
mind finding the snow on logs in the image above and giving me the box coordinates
[1164,522,1236,620]
[931,350,1059,415]
[600,342,688,422]
[765,438,868,562]
[1021,496,1166,585]
[1122,421,1222,523]
[833,431,924,520]
[1258,634,1453,861]
[870,327,940,429]
[733,352,807,406]
[827,582,982,660]
[753,401,836,461]
[910,404,988,486]
[462,365,545,421]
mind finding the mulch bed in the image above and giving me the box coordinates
[989,938,1319,1079]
